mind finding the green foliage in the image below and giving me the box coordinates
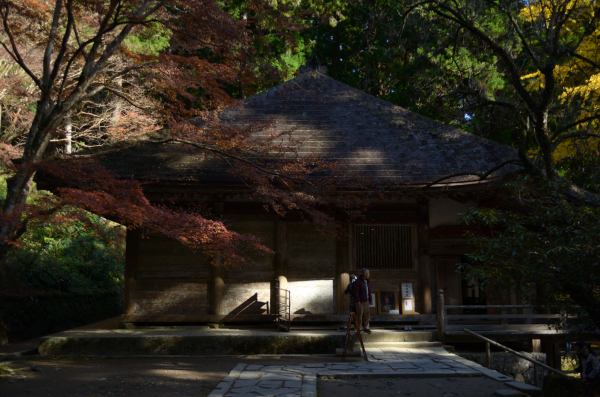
[5,218,125,292]
[558,151,600,193]
[0,178,125,293]
[461,176,600,332]
[304,0,517,138]
[123,22,171,56]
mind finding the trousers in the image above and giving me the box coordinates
[357,301,370,331]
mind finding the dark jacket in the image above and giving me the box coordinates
[580,353,600,380]
[344,281,356,312]
[353,276,372,304]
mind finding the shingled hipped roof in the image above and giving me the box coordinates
[99,62,519,189]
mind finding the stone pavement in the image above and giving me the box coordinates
[208,346,540,397]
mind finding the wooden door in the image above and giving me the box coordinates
[436,256,463,314]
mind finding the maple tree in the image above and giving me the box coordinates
[390,0,600,330]
[0,0,359,282]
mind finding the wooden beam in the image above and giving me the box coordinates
[121,313,437,323]
[123,314,277,323]
[137,270,211,279]
[447,314,566,320]
[124,228,140,315]
[226,270,275,280]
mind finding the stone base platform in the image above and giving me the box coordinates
[38,318,439,356]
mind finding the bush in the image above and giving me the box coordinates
[3,212,125,293]
[0,290,122,343]
[542,374,584,397]
[1,176,125,293]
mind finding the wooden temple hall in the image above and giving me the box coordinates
[96,62,519,326]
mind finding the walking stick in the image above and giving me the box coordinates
[342,311,368,362]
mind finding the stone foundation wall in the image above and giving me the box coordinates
[457,352,547,386]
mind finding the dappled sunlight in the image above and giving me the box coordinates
[288,280,334,314]
[1,357,236,397]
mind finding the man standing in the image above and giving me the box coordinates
[352,268,372,334]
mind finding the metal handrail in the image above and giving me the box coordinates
[277,284,291,333]
[463,328,570,387]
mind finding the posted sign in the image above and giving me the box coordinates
[401,282,415,314]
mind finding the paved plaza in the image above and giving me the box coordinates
[208,346,540,397]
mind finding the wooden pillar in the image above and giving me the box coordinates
[272,220,288,314]
[418,213,432,313]
[336,221,350,314]
[437,289,446,345]
[211,259,225,315]
[542,337,562,370]
[124,228,140,315]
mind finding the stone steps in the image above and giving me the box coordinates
[334,330,441,357]
[334,342,443,357]
[352,330,437,343]
[359,341,443,348]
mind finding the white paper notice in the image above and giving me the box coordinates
[404,299,413,311]
[402,283,414,299]
[369,293,376,308]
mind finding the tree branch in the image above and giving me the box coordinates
[487,0,544,72]
[569,51,600,70]
[0,5,42,89]
[554,114,600,138]
[42,0,64,90]
[103,87,153,111]
[172,138,320,188]
[426,2,539,114]
[553,132,600,148]
[392,158,524,195]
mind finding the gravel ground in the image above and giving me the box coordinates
[318,376,520,397]
[0,355,525,397]
[0,355,340,397]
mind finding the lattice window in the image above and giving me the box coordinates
[355,225,413,269]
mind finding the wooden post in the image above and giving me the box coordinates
[211,259,225,315]
[485,342,491,368]
[418,220,432,314]
[273,220,288,315]
[337,221,350,314]
[542,337,562,370]
[124,228,140,315]
[437,289,446,345]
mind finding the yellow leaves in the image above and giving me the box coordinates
[521,66,564,90]
[560,72,600,102]
[520,0,594,27]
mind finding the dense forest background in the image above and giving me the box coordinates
[1,0,599,337]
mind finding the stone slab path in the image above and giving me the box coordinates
[208,347,537,397]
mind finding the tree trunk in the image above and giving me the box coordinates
[0,166,37,283]
[111,75,122,128]
[65,110,72,154]
[0,103,56,275]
